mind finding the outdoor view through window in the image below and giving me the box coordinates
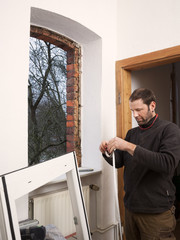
[28,37,67,165]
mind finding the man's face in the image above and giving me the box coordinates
[129,99,156,125]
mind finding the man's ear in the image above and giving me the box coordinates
[150,101,156,112]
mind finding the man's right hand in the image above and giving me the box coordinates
[99,141,108,154]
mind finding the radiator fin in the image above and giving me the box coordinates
[33,186,90,237]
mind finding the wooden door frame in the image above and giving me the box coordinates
[116,45,180,230]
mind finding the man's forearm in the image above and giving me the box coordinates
[125,142,136,156]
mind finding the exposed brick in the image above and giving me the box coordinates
[31,26,77,50]
[66,135,74,141]
[66,141,74,152]
[66,141,74,148]
[54,41,66,49]
[67,78,75,87]
[67,92,75,100]
[67,86,74,93]
[66,114,74,121]
[66,127,74,135]
[67,106,74,115]
[67,64,78,72]
[73,100,79,109]
[40,35,53,43]
[66,121,75,127]
[67,147,74,153]
[67,70,79,79]
[74,84,79,92]
[67,50,75,64]
[74,135,80,142]
[67,100,74,107]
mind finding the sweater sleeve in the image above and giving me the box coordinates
[133,123,180,175]
[102,130,132,168]
[103,149,124,168]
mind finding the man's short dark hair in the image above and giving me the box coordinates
[129,88,156,106]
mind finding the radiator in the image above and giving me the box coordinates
[32,185,90,238]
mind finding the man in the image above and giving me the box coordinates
[99,88,180,240]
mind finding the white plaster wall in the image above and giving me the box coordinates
[117,0,180,59]
[0,0,30,223]
[0,1,29,174]
[0,0,118,239]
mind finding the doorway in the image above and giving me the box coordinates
[116,45,180,238]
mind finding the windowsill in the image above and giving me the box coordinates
[49,167,102,184]
[29,168,102,198]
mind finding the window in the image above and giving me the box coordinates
[28,26,81,165]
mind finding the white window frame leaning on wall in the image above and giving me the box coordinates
[0,152,91,240]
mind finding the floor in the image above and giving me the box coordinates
[66,218,180,240]
[67,222,180,240]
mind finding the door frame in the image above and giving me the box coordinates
[116,45,180,229]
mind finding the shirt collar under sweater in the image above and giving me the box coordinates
[139,114,158,130]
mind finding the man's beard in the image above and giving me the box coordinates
[135,110,154,125]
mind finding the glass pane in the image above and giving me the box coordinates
[28,37,67,165]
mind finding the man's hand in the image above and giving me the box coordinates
[107,137,136,156]
[99,141,108,154]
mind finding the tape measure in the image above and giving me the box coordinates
[105,151,123,240]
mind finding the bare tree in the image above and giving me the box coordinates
[28,38,67,165]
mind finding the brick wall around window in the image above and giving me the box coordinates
[30,25,81,165]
